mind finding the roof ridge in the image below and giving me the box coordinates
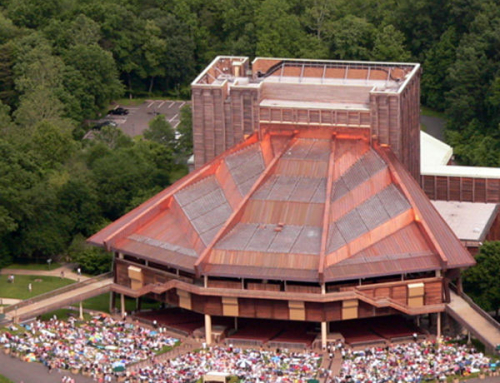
[226,141,260,158]
[176,174,215,193]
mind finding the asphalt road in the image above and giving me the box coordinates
[0,350,95,383]
[421,114,446,141]
[106,100,188,137]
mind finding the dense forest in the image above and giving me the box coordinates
[0,0,500,268]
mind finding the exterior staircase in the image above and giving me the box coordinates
[446,290,500,354]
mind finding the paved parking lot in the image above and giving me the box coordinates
[103,100,188,137]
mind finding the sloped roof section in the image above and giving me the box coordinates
[89,129,475,282]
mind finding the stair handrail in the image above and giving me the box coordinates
[449,283,500,332]
[3,272,113,314]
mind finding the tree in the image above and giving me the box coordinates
[371,25,411,62]
[7,0,62,29]
[327,15,376,60]
[256,0,306,57]
[422,27,458,111]
[63,44,124,116]
[0,42,16,106]
[176,104,193,159]
[463,241,500,317]
[90,143,170,220]
[72,244,112,275]
[13,86,65,128]
[31,120,75,168]
[143,114,175,148]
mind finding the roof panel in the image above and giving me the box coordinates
[311,178,327,203]
[378,184,411,218]
[290,226,322,254]
[181,188,228,220]
[290,177,325,202]
[383,148,476,268]
[360,150,386,175]
[268,225,303,253]
[285,139,314,158]
[225,144,266,195]
[336,209,368,243]
[215,223,259,250]
[174,176,219,207]
[191,203,232,234]
[245,225,278,251]
[357,195,390,230]
[267,176,300,200]
[327,223,346,253]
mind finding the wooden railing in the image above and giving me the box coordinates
[449,283,500,332]
[4,272,113,314]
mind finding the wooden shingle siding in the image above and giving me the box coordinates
[421,175,500,203]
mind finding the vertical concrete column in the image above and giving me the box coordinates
[79,301,83,320]
[205,314,212,346]
[120,294,125,318]
[234,317,238,330]
[321,321,327,350]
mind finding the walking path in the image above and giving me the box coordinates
[0,263,90,282]
[5,277,113,322]
[0,349,95,383]
[0,264,92,311]
[447,291,500,352]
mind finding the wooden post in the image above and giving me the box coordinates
[321,322,327,350]
[457,274,463,295]
[109,292,116,313]
[205,314,212,346]
[120,294,125,318]
[136,297,142,312]
[437,312,441,338]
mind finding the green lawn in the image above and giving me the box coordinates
[40,308,92,322]
[0,374,13,383]
[0,275,74,300]
[83,293,162,313]
[3,262,62,271]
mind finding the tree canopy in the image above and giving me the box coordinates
[0,0,499,280]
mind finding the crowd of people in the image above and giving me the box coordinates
[0,315,179,381]
[330,337,496,383]
[129,346,322,383]
[2,314,500,383]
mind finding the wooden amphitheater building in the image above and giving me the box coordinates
[89,57,476,347]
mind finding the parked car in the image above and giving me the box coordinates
[108,107,129,115]
[92,120,117,130]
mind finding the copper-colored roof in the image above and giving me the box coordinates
[89,130,475,283]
